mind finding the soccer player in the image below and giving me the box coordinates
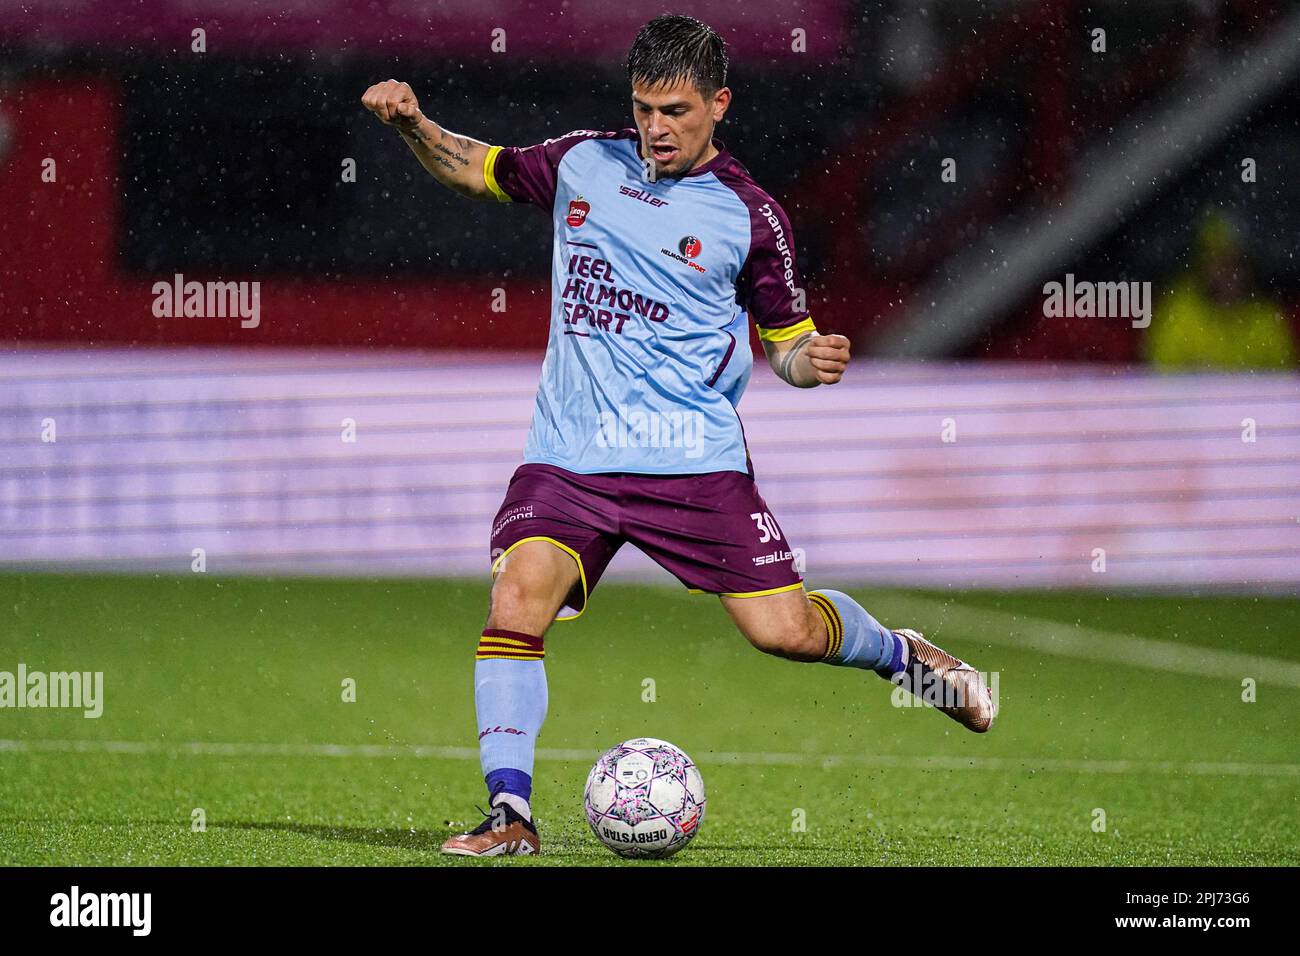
[362,14,997,857]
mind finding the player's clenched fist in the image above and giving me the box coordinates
[361,79,423,131]
[805,333,851,384]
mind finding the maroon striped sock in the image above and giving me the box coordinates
[476,628,544,660]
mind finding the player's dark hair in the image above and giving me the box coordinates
[627,15,728,100]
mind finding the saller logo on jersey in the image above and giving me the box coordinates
[617,185,668,207]
[566,196,591,228]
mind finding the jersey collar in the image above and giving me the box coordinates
[681,137,731,178]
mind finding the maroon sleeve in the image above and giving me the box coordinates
[737,196,813,332]
[489,129,607,208]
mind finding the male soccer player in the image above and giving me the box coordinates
[362,14,996,857]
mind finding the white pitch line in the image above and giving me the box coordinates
[877,594,1300,688]
[0,738,1297,778]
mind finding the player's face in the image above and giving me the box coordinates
[631,78,731,178]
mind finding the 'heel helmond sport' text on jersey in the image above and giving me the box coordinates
[484,128,815,475]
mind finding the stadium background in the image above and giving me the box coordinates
[3,0,1297,588]
[0,1,1297,868]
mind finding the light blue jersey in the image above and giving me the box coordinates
[484,128,815,475]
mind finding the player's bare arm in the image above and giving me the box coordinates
[360,79,496,201]
[762,331,851,387]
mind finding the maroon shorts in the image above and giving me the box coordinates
[489,463,804,621]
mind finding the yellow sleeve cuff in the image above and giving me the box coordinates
[757,316,817,342]
[482,145,512,203]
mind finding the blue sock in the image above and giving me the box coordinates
[475,629,548,805]
[807,589,904,676]
[486,768,533,805]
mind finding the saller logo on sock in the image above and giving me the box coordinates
[479,725,528,740]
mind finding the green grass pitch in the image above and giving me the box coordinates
[0,573,1296,866]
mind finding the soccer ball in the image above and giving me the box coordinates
[583,737,706,859]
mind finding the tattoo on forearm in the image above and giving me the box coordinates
[397,123,474,182]
[778,332,816,387]
[433,143,470,166]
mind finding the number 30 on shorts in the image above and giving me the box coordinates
[749,511,783,543]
